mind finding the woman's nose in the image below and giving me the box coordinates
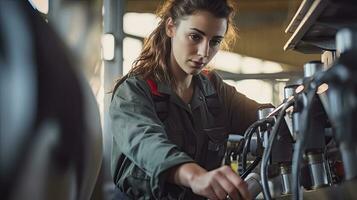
[197,41,209,58]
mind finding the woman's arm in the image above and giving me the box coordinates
[110,77,194,197]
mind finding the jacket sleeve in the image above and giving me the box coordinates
[109,77,194,197]
[209,72,263,135]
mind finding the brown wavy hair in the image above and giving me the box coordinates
[117,0,238,87]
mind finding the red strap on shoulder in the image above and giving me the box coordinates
[146,79,162,96]
[201,68,213,80]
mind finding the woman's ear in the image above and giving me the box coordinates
[165,17,176,37]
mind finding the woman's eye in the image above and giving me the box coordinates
[210,39,222,47]
[189,34,201,41]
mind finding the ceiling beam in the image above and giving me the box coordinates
[216,69,303,81]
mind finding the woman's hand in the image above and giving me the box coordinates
[168,163,252,200]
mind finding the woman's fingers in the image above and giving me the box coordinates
[211,173,233,199]
[189,165,252,200]
[220,166,252,200]
[212,169,241,200]
[206,185,220,200]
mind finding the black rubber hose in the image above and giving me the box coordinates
[241,118,275,171]
[241,156,261,179]
[260,100,294,200]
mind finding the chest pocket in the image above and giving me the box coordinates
[203,94,225,129]
[203,126,228,170]
[201,94,228,170]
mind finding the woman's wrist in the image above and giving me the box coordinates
[184,163,207,187]
[167,162,207,188]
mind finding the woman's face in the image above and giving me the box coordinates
[166,10,227,76]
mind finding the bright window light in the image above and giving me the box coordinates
[210,50,241,73]
[235,80,273,103]
[123,37,143,75]
[262,61,283,73]
[210,50,283,74]
[240,57,263,74]
[124,12,160,38]
[101,34,115,61]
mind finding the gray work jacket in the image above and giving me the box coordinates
[110,71,260,199]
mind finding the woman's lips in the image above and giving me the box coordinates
[190,60,205,68]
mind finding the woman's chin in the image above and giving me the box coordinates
[181,66,202,76]
[187,67,202,75]
[188,69,201,75]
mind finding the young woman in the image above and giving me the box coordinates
[110,0,261,199]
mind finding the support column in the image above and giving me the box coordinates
[102,0,125,196]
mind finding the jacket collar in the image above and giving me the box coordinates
[194,73,217,97]
[156,81,172,96]
[155,73,217,97]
